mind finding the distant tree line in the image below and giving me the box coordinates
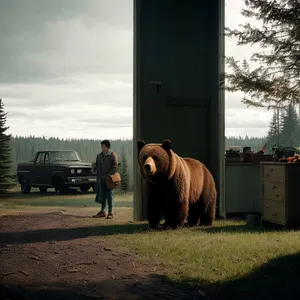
[267,103,300,150]
[6,105,300,194]
[226,103,300,154]
[9,136,134,192]
[9,135,270,177]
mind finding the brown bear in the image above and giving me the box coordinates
[137,139,217,230]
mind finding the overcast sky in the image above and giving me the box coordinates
[0,0,272,140]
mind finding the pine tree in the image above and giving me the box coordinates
[0,99,14,194]
[267,109,281,146]
[280,103,300,147]
[119,146,129,194]
[224,0,300,109]
[268,110,279,137]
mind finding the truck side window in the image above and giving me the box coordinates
[45,153,50,164]
[36,153,41,164]
[36,153,45,164]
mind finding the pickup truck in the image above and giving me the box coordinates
[17,150,97,195]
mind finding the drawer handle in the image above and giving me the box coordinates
[276,194,279,197]
[270,168,274,172]
[272,186,276,190]
[266,174,270,177]
[265,205,269,208]
[272,213,277,216]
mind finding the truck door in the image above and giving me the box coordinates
[32,152,46,185]
[43,152,53,186]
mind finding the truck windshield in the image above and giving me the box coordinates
[49,151,81,162]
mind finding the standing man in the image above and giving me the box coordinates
[93,139,118,219]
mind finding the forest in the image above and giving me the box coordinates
[8,135,267,190]
[5,104,300,192]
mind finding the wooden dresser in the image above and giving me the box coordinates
[261,162,300,228]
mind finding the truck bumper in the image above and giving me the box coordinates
[66,177,97,185]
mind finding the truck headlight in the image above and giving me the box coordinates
[77,169,82,174]
[70,169,75,174]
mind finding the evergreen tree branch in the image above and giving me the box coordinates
[224,0,300,109]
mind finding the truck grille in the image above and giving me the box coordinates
[73,168,94,176]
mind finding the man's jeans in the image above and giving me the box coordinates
[95,182,114,214]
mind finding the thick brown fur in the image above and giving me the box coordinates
[137,139,217,230]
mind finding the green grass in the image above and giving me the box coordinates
[112,220,299,283]
[104,219,300,297]
[2,186,300,298]
[0,186,133,209]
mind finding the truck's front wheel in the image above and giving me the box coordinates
[20,177,31,194]
[53,177,67,195]
[80,185,90,193]
[39,187,48,193]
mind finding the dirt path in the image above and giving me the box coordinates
[0,211,202,300]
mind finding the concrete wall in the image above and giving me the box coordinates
[133,0,225,221]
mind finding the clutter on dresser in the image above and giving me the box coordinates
[225,146,242,162]
[225,143,272,164]
[271,145,296,162]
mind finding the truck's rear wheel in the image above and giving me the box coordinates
[53,177,67,195]
[39,187,48,193]
[20,177,31,194]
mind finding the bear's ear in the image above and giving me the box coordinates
[137,139,146,153]
[162,139,171,152]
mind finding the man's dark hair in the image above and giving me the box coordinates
[101,139,111,149]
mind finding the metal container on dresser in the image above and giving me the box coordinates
[261,162,300,228]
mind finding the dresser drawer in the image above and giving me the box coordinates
[263,165,285,182]
[263,200,286,224]
[263,182,285,202]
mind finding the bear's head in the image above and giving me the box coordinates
[137,139,176,180]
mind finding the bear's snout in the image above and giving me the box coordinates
[143,157,156,175]
[144,164,151,171]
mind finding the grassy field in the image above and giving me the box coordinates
[0,186,133,208]
[108,220,300,298]
[1,187,300,298]
[0,186,134,220]
[115,220,300,279]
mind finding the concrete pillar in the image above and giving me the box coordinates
[133,0,225,221]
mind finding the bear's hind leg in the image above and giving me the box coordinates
[165,200,189,229]
[199,194,216,227]
[187,202,200,227]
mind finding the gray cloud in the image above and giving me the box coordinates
[0,76,132,108]
[226,108,272,129]
[0,0,272,139]
[225,92,250,109]
[7,109,132,125]
[0,0,133,84]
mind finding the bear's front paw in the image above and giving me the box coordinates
[182,222,189,228]
[161,221,174,231]
[158,224,168,231]
[148,223,165,231]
